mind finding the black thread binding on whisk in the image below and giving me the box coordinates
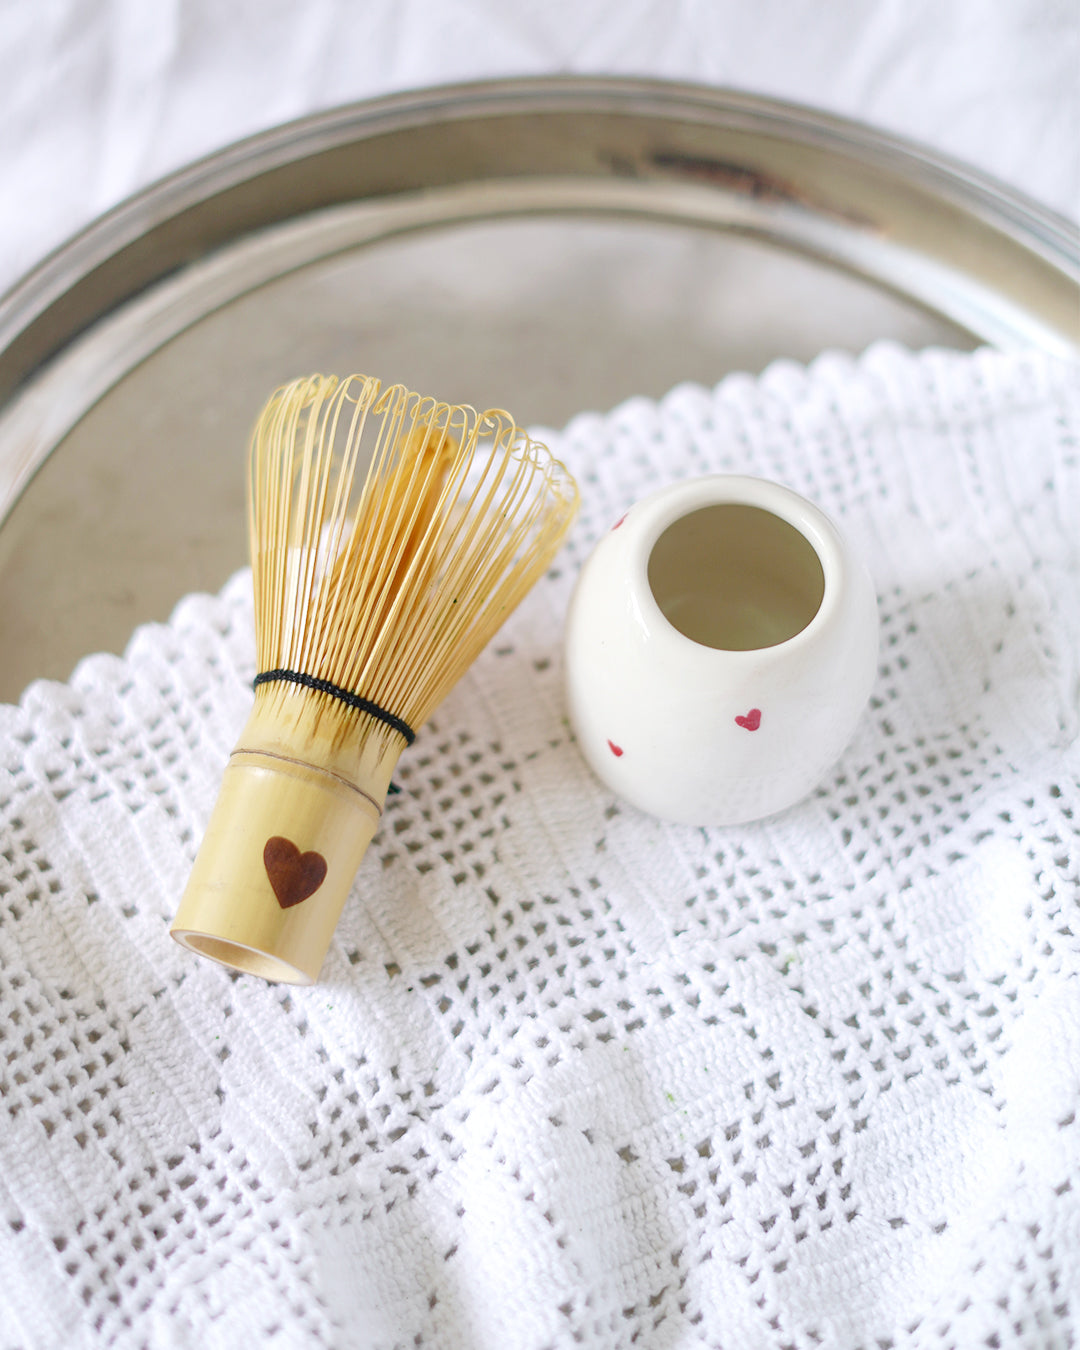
[253,669,416,745]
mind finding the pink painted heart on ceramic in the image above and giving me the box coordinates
[735,708,762,731]
[263,836,328,909]
[607,740,624,757]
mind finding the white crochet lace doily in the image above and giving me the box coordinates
[0,344,1077,1350]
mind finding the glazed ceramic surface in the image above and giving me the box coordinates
[564,475,879,825]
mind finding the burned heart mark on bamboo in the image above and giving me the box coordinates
[263,836,328,908]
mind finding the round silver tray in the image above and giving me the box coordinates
[0,77,1076,701]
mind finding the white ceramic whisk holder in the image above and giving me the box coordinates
[564,475,879,826]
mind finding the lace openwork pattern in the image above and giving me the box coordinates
[0,345,1077,1349]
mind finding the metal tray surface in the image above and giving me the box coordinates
[0,77,1076,700]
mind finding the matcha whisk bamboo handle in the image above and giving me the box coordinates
[171,374,578,984]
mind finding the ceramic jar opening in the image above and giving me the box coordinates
[646,501,827,654]
[564,474,879,827]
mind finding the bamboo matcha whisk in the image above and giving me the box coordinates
[171,374,579,984]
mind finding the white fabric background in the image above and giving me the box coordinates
[0,0,1078,303]
[0,343,1077,1350]
[1,7,1079,1349]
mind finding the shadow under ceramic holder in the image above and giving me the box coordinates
[564,475,879,826]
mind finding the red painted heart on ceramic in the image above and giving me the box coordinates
[607,739,624,757]
[263,836,328,909]
[735,708,762,731]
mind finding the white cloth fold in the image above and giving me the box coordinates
[0,343,1078,1348]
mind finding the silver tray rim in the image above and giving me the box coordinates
[2,75,1077,361]
[0,74,1078,700]
[1,75,1078,535]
